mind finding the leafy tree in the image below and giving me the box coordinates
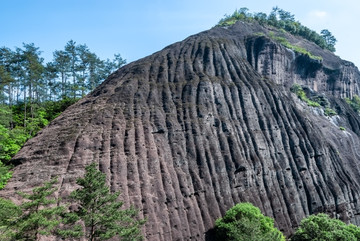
[19,43,45,129]
[0,41,126,190]
[291,213,360,241]
[42,97,79,121]
[253,12,267,25]
[52,49,71,97]
[112,53,127,70]
[0,161,12,190]
[64,40,80,99]
[0,97,77,168]
[0,47,16,108]
[276,8,295,22]
[0,197,21,240]
[43,62,59,101]
[321,29,337,52]
[217,7,337,52]
[0,123,29,164]
[67,163,145,241]
[215,202,285,241]
[2,178,66,240]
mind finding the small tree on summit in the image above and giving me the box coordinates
[66,163,146,241]
[321,29,337,52]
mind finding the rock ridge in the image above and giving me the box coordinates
[2,21,360,240]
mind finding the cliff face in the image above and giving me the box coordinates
[245,32,360,98]
[2,21,360,240]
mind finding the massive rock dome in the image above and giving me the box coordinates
[2,21,360,240]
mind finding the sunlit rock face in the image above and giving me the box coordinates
[3,21,360,240]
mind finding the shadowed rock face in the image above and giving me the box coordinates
[2,21,360,240]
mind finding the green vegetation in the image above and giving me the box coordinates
[0,99,78,190]
[63,163,145,241]
[215,202,285,241]
[215,203,360,240]
[0,163,145,241]
[268,33,322,61]
[324,107,337,117]
[0,197,21,240]
[0,178,65,240]
[291,213,360,241]
[340,126,346,131]
[0,41,126,190]
[291,84,340,117]
[291,84,320,107]
[345,95,360,113]
[0,161,12,189]
[217,7,337,52]
[290,84,341,117]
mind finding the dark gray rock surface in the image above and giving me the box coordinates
[2,21,360,240]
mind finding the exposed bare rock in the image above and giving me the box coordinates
[245,32,360,98]
[2,21,360,240]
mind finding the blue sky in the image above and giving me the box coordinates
[1,0,360,67]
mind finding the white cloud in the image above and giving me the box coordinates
[309,10,328,19]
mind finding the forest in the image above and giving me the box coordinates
[0,40,126,188]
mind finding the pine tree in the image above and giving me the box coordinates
[11,178,65,240]
[69,163,145,241]
[0,197,21,240]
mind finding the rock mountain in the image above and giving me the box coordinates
[2,21,360,240]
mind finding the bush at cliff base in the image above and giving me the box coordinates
[215,202,285,241]
[291,213,360,241]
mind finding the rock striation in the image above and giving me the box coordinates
[2,21,360,240]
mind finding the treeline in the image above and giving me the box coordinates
[217,7,337,52]
[0,163,145,241]
[0,40,125,106]
[0,41,126,188]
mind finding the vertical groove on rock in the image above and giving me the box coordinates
[4,21,360,240]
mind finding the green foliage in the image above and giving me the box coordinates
[67,163,146,241]
[55,211,83,239]
[0,41,126,189]
[321,29,337,52]
[291,213,360,241]
[217,8,253,27]
[324,108,337,116]
[217,7,336,52]
[291,84,320,107]
[339,126,346,131]
[0,197,21,240]
[0,97,79,190]
[215,202,285,241]
[269,33,322,61]
[0,123,29,163]
[1,178,66,240]
[0,164,145,240]
[0,161,12,189]
[42,97,79,121]
[345,95,360,113]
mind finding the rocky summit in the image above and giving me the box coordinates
[2,21,360,240]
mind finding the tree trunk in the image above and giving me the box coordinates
[23,86,27,128]
[8,84,13,129]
